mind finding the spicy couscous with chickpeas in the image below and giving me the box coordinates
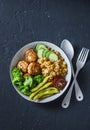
[11,43,68,101]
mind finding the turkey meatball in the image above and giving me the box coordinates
[25,49,37,63]
[28,62,41,75]
[17,60,28,73]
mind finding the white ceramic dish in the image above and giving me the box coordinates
[10,41,71,103]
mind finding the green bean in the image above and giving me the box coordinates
[31,76,51,92]
[33,87,59,101]
[30,82,52,99]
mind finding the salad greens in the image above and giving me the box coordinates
[11,67,44,96]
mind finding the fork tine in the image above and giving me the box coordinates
[82,48,89,63]
[80,48,88,62]
[80,48,86,61]
[78,48,89,62]
[78,48,85,61]
[81,48,86,61]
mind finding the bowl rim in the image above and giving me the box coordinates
[10,41,71,103]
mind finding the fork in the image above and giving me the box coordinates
[61,47,89,108]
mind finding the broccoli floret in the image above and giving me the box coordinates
[23,76,33,88]
[17,85,31,96]
[12,76,23,83]
[33,75,44,84]
[11,67,23,85]
[12,67,23,77]
[17,85,25,90]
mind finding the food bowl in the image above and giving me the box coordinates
[10,41,71,103]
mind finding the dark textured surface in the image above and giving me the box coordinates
[0,0,90,130]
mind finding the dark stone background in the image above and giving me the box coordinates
[0,0,90,130]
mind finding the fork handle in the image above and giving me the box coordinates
[61,69,79,108]
[71,63,84,101]
[74,81,84,101]
[61,83,74,108]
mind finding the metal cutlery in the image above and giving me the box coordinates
[61,47,89,108]
[61,39,84,101]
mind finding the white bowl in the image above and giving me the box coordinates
[10,41,71,103]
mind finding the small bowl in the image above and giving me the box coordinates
[10,41,71,103]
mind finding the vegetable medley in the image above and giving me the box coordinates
[11,43,68,101]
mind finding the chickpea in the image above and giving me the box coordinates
[50,71,56,77]
[61,69,67,76]
[55,51,60,56]
[59,69,62,73]
[54,67,60,73]
[59,57,64,62]
[57,59,61,64]
[61,63,67,68]
[55,64,60,69]
[44,61,51,67]
[56,72,60,75]
[43,57,48,61]
[42,69,49,76]
[37,58,47,64]
[63,68,68,73]
[40,63,46,68]
[47,67,52,73]
[50,64,55,70]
